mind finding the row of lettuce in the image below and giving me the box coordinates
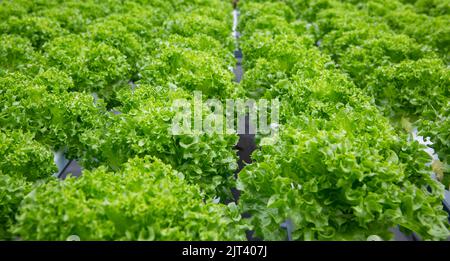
[236,0,449,240]
[0,0,448,241]
[257,0,450,187]
[0,0,248,240]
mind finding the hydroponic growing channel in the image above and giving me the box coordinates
[0,0,449,241]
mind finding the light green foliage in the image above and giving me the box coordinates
[140,40,236,98]
[0,129,55,239]
[12,157,247,240]
[238,0,450,241]
[0,130,56,181]
[239,125,449,240]
[0,73,107,156]
[44,35,132,94]
[419,102,450,187]
[0,34,44,76]
[1,15,66,48]
[309,0,450,179]
[366,58,450,117]
[81,86,239,200]
[0,0,448,242]
[0,174,32,239]
[0,0,238,241]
